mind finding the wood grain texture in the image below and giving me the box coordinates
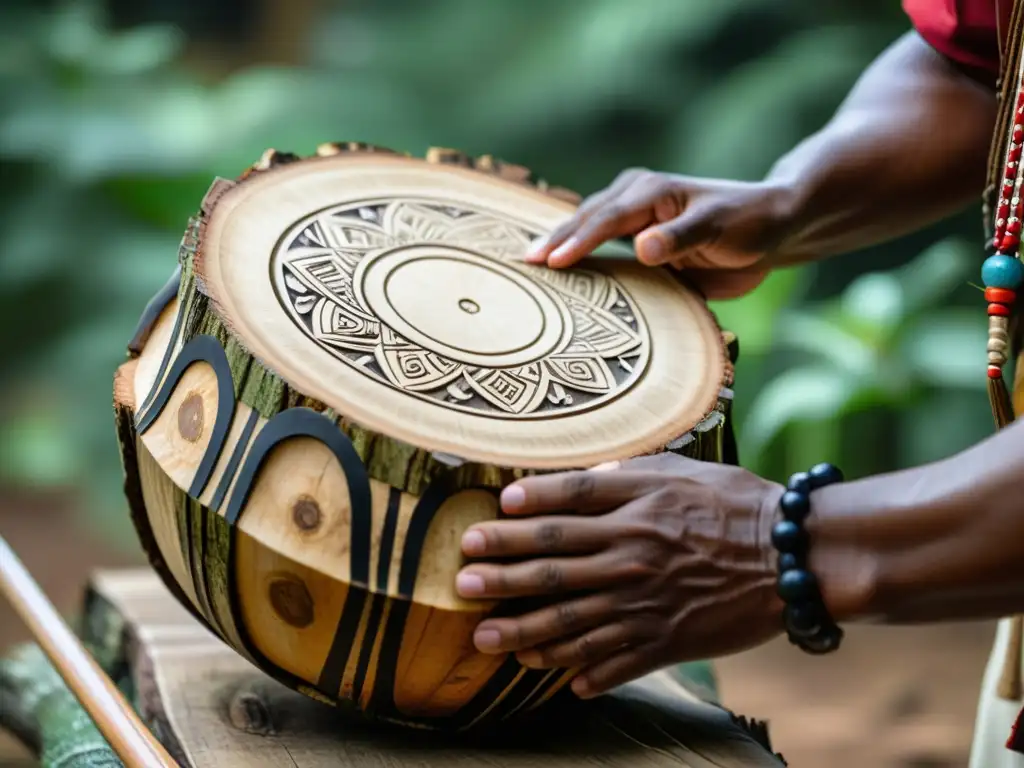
[81,569,785,768]
[113,144,740,730]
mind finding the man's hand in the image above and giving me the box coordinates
[454,455,786,698]
[524,171,798,299]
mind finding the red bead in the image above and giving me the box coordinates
[989,303,1011,316]
[986,287,1017,303]
[1006,163,1018,179]
[1009,220,1021,235]
[1001,233,1020,251]
[989,365,1004,379]
[999,203,1011,220]
[1004,182,1015,197]
[1016,91,1024,107]
[1011,145,1023,163]
[1014,125,1023,142]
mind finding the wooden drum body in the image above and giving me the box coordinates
[112,145,737,731]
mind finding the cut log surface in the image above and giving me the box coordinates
[113,145,739,731]
[81,569,785,768]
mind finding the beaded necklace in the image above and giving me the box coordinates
[986,0,1024,708]
[985,0,1024,430]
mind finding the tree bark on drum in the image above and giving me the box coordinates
[112,144,739,732]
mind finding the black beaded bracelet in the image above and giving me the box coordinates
[770,462,844,655]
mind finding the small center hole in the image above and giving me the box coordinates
[458,298,480,315]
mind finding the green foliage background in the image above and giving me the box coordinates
[0,0,997,546]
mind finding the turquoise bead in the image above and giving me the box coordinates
[982,254,1024,289]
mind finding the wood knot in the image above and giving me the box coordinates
[268,575,315,628]
[291,496,322,532]
[176,392,204,443]
[227,686,275,735]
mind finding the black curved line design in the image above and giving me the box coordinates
[128,265,181,356]
[220,407,374,700]
[209,408,259,513]
[135,334,236,500]
[368,476,506,723]
[135,295,186,419]
[221,408,372,586]
[396,473,469,599]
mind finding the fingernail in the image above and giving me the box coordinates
[474,628,502,652]
[500,485,526,512]
[456,572,486,597]
[516,651,543,668]
[571,677,594,699]
[523,237,549,262]
[636,232,666,265]
[589,461,620,472]
[462,529,487,556]
[548,237,578,266]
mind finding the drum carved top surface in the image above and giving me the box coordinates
[271,199,651,419]
[197,154,725,468]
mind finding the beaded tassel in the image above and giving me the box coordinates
[988,62,1024,703]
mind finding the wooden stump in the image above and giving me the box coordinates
[72,569,785,768]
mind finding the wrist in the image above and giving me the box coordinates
[805,480,882,624]
[757,175,815,266]
[770,464,848,654]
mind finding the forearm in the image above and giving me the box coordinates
[765,31,997,266]
[810,418,1024,625]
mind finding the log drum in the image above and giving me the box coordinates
[112,144,738,733]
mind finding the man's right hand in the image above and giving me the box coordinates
[524,169,800,300]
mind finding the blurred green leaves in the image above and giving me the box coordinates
[740,238,987,475]
[0,0,991,539]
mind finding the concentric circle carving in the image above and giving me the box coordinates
[270,198,651,419]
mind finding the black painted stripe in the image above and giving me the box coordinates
[350,487,403,704]
[365,599,410,715]
[136,335,237,499]
[367,474,459,716]
[449,655,527,730]
[209,407,259,513]
[473,666,550,727]
[315,588,367,697]
[377,487,402,591]
[369,476,505,724]
[128,265,181,356]
[220,407,374,699]
[135,293,186,419]
[396,474,462,599]
[348,593,385,705]
[503,668,559,719]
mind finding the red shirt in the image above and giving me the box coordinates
[904,0,1009,86]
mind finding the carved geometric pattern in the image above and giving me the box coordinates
[271,198,650,419]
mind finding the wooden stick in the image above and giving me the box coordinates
[0,534,177,767]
